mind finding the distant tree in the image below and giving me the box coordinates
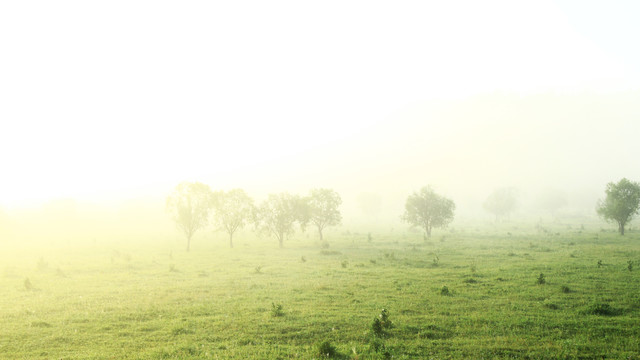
[211,189,255,248]
[306,188,342,241]
[356,192,382,221]
[537,188,568,219]
[166,182,213,251]
[483,187,517,222]
[401,186,455,239]
[256,193,306,248]
[596,178,640,235]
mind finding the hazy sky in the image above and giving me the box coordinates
[1,1,639,209]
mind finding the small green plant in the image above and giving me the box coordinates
[254,266,262,274]
[317,340,337,358]
[300,256,306,263]
[24,278,33,291]
[271,302,284,317]
[371,308,393,337]
[561,285,571,293]
[597,260,603,268]
[537,273,546,285]
[367,232,372,242]
[321,241,330,249]
[440,285,450,296]
[628,260,633,272]
[341,260,348,268]
[169,264,178,272]
[432,254,440,267]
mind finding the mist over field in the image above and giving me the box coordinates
[2,1,640,358]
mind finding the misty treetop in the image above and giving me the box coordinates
[401,186,455,239]
[211,189,255,248]
[255,192,309,248]
[596,178,640,235]
[483,187,518,222]
[166,182,214,251]
[306,188,342,242]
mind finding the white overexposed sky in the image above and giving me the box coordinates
[1,0,639,210]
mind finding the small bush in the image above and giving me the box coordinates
[271,302,284,317]
[537,273,546,285]
[254,266,262,274]
[317,340,337,358]
[367,232,372,242]
[584,302,620,316]
[561,285,571,293]
[597,260,603,268]
[24,278,33,291]
[628,260,633,272]
[432,255,440,267]
[300,256,306,263]
[320,241,330,249]
[371,308,393,337]
[440,286,450,296]
[169,264,178,272]
[37,257,48,271]
[341,260,348,268]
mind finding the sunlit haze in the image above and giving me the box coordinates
[2,0,639,211]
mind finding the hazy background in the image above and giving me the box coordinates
[2,1,640,240]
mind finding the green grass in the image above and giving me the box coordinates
[1,223,640,359]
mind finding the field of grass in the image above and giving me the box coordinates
[1,222,640,359]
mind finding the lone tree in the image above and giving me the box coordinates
[537,188,568,219]
[596,178,640,235]
[483,187,517,222]
[256,193,306,248]
[211,189,255,248]
[166,182,213,251]
[306,188,342,241]
[401,186,455,239]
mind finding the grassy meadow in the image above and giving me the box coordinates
[1,222,640,359]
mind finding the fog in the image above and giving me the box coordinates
[2,1,640,242]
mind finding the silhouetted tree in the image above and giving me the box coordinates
[211,189,255,248]
[256,193,306,248]
[483,187,517,222]
[596,178,640,235]
[166,182,213,251]
[306,188,342,241]
[401,186,455,239]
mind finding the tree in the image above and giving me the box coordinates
[596,178,640,235]
[306,188,342,241]
[401,186,455,239]
[483,187,517,222]
[211,189,255,248]
[166,182,213,251]
[537,188,568,219]
[255,193,306,248]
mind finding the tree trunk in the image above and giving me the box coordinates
[318,227,323,241]
[278,233,284,248]
[229,232,234,248]
[619,222,625,235]
[426,225,432,238]
[186,234,191,252]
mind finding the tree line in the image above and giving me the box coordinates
[167,178,640,251]
[166,184,342,251]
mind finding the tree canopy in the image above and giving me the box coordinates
[401,186,455,239]
[596,178,640,235]
[255,193,306,248]
[166,182,214,251]
[211,189,255,248]
[483,187,517,221]
[306,188,342,241]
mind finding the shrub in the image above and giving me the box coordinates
[300,256,306,263]
[440,286,450,296]
[37,257,48,271]
[371,308,393,337]
[341,260,348,268]
[628,260,633,272]
[317,340,337,358]
[24,278,33,291]
[254,266,262,274]
[584,302,620,316]
[367,232,372,242]
[561,285,571,293]
[537,273,546,285]
[597,260,603,268]
[271,302,284,317]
